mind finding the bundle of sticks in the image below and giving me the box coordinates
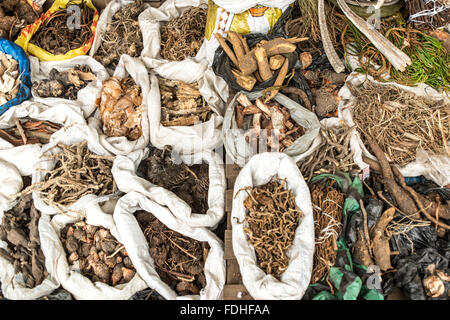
[215,31,307,98]
[234,93,305,152]
[0,119,61,146]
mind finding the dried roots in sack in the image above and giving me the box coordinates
[0,52,21,105]
[0,118,61,146]
[96,76,144,141]
[17,141,117,216]
[236,179,303,279]
[159,78,213,127]
[136,211,209,296]
[94,0,145,70]
[310,182,344,283]
[32,65,96,100]
[234,93,306,152]
[29,1,94,55]
[60,221,136,286]
[137,146,209,215]
[0,0,41,41]
[0,193,48,288]
[298,123,360,181]
[160,6,207,61]
[350,81,450,167]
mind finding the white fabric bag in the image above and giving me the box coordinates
[29,55,110,118]
[88,54,151,156]
[231,152,314,300]
[112,149,226,229]
[39,201,148,300]
[148,65,226,154]
[113,191,225,300]
[338,72,450,187]
[223,91,321,167]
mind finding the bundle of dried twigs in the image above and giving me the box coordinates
[236,179,303,279]
[350,81,450,167]
[17,141,117,215]
[160,7,207,61]
[298,123,360,181]
[0,119,61,146]
[310,182,344,284]
[29,1,94,55]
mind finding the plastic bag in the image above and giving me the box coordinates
[223,91,320,167]
[29,55,110,118]
[204,0,295,64]
[38,201,148,300]
[15,0,99,61]
[112,149,226,229]
[147,63,226,154]
[231,152,314,299]
[113,191,225,300]
[0,39,32,116]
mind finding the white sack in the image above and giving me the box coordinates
[148,65,226,154]
[88,54,151,156]
[30,55,110,118]
[39,200,148,300]
[0,203,60,300]
[231,152,314,300]
[339,72,450,187]
[223,91,320,167]
[32,123,147,217]
[113,191,225,300]
[112,149,226,229]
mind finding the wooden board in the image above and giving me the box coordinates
[223,285,253,300]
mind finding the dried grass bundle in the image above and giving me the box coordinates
[237,179,303,279]
[160,7,207,61]
[350,81,450,167]
[310,183,344,283]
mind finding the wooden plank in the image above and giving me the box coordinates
[226,163,241,178]
[227,210,232,230]
[226,259,243,285]
[223,285,253,300]
[227,176,237,189]
[224,230,234,260]
[225,189,234,213]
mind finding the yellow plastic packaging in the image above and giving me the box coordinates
[15,0,99,61]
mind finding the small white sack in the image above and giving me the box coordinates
[29,55,110,118]
[294,117,370,180]
[139,0,208,70]
[112,149,226,229]
[113,191,225,300]
[0,203,60,300]
[231,152,314,300]
[88,54,151,156]
[0,100,86,212]
[89,0,150,74]
[148,66,226,154]
[223,91,320,167]
[32,123,146,217]
[39,201,148,300]
[338,72,450,186]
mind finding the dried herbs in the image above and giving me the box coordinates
[0,0,41,41]
[60,221,136,286]
[18,141,117,215]
[159,78,213,127]
[32,65,96,100]
[350,81,450,167]
[298,124,360,181]
[0,119,61,146]
[0,194,48,288]
[235,93,306,152]
[96,76,143,141]
[310,182,344,283]
[0,52,20,105]
[29,1,94,55]
[94,0,145,70]
[137,146,209,215]
[237,179,303,279]
[160,7,207,61]
[136,211,208,295]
